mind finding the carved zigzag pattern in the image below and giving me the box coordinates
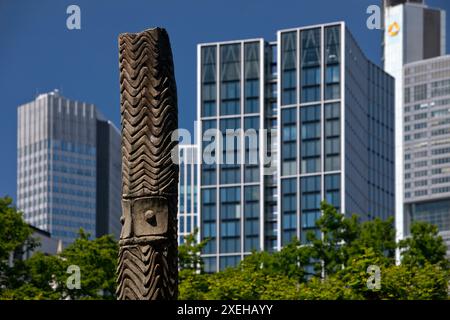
[116,241,177,300]
[119,28,178,198]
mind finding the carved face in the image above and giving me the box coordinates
[120,197,169,240]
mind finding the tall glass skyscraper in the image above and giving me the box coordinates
[383,0,446,243]
[95,118,122,240]
[403,55,450,256]
[17,90,121,245]
[197,22,395,272]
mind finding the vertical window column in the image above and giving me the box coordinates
[244,42,260,114]
[281,32,297,106]
[220,187,241,253]
[325,174,341,211]
[281,178,297,245]
[201,46,217,117]
[201,120,217,185]
[301,28,321,103]
[244,185,260,252]
[300,176,321,244]
[244,116,260,182]
[220,118,241,184]
[324,102,341,171]
[201,188,217,254]
[281,108,297,176]
[324,26,341,100]
[300,105,321,173]
[220,44,241,115]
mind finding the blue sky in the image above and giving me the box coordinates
[0,0,449,201]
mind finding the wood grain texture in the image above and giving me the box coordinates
[117,27,178,300]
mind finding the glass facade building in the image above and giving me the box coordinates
[403,55,450,256]
[383,0,446,242]
[198,22,395,272]
[95,119,122,241]
[198,39,266,272]
[178,144,198,245]
[17,90,121,245]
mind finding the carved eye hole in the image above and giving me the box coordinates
[144,210,157,226]
[120,215,125,225]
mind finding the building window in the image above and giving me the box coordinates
[179,164,185,212]
[324,102,341,171]
[203,257,217,273]
[244,185,260,252]
[431,79,450,98]
[301,28,321,103]
[325,25,341,100]
[281,32,297,105]
[404,87,411,104]
[220,44,241,115]
[220,118,241,184]
[244,42,260,114]
[325,174,340,210]
[300,105,321,173]
[186,165,192,213]
[201,120,217,185]
[180,216,185,233]
[300,175,321,244]
[219,255,240,271]
[201,46,217,117]
[201,188,216,254]
[407,199,450,235]
[244,116,260,182]
[220,187,241,253]
[281,178,297,245]
[414,84,428,102]
[281,108,297,176]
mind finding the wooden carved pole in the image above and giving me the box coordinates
[117,27,178,300]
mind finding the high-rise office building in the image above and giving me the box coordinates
[96,119,122,240]
[403,55,450,256]
[382,0,446,242]
[17,90,121,245]
[178,144,198,244]
[197,22,395,272]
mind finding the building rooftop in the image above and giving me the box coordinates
[384,0,424,7]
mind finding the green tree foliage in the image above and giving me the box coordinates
[399,221,448,268]
[306,202,396,276]
[0,196,118,300]
[380,263,449,300]
[240,240,311,282]
[178,228,208,272]
[0,197,37,292]
[179,254,301,300]
[180,201,450,300]
[206,266,300,300]
[58,230,118,299]
[1,253,64,300]
[178,271,210,300]
[178,228,210,299]
[1,229,118,300]
[1,195,449,300]
[0,197,34,261]
[297,276,361,300]
[306,202,359,275]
